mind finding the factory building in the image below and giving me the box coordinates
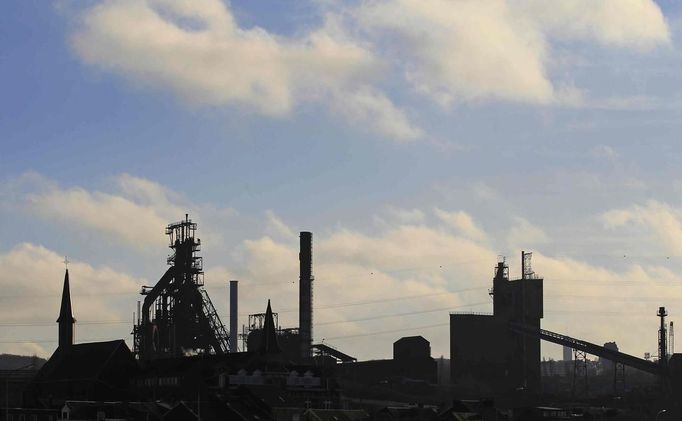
[450,253,543,399]
[336,335,437,385]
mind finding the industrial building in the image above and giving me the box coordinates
[450,253,543,399]
[336,335,437,386]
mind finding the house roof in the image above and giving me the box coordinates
[33,340,136,383]
[393,336,429,345]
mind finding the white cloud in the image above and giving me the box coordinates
[591,144,619,161]
[13,173,235,251]
[519,0,670,50]
[67,0,670,140]
[116,173,182,209]
[358,0,555,105]
[70,0,420,141]
[602,209,635,228]
[355,0,669,106]
[0,243,142,356]
[331,88,423,142]
[507,216,550,250]
[385,207,426,225]
[434,208,486,242]
[602,201,682,255]
[471,181,499,201]
[264,210,297,241]
[26,177,183,248]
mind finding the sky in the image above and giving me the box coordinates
[2,0,682,362]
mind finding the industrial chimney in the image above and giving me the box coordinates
[299,232,313,359]
[229,280,238,353]
[658,306,668,366]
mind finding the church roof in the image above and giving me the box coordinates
[258,300,280,354]
[56,269,75,324]
[32,340,137,384]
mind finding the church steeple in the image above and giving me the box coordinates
[259,299,280,354]
[57,268,75,347]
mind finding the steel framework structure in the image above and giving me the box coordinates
[133,215,229,359]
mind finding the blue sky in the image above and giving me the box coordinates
[2,0,682,361]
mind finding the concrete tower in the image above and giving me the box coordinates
[56,269,75,348]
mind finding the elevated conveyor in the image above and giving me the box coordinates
[509,321,666,377]
[312,343,357,363]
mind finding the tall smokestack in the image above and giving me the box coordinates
[299,232,313,359]
[229,280,238,353]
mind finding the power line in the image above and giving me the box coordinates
[206,259,490,287]
[0,291,140,300]
[546,294,681,301]
[1,289,678,328]
[0,303,675,344]
[270,286,489,314]
[0,338,115,344]
[0,320,131,327]
[4,275,681,301]
[323,322,450,341]
[0,297,490,328]
[0,286,491,326]
[316,302,490,326]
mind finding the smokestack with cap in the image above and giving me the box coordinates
[299,232,313,359]
[229,280,238,352]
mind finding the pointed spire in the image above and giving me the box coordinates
[259,299,280,354]
[57,268,75,347]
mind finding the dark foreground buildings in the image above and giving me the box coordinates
[6,217,682,420]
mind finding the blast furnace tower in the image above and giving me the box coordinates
[133,215,230,359]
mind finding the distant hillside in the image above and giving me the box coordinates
[0,354,47,370]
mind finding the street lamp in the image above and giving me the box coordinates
[656,409,667,421]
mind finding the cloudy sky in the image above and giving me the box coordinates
[2,0,682,362]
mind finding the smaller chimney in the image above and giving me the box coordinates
[299,232,313,359]
[229,280,238,352]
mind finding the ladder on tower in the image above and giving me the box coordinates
[199,288,230,354]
